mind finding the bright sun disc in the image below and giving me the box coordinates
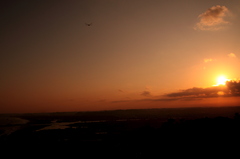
[216,76,228,86]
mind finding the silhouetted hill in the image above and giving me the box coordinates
[1,106,240,158]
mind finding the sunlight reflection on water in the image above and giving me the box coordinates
[36,121,82,131]
[36,120,107,131]
[0,117,29,136]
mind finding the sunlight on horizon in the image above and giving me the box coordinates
[213,75,229,86]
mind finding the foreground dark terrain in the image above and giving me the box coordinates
[1,107,240,158]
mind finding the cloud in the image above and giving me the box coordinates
[165,86,228,98]
[195,5,231,31]
[111,99,135,103]
[141,91,151,97]
[141,98,184,102]
[228,53,236,58]
[204,58,213,63]
[226,80,240,95]
[112,81,240,104]
[118,89,124,93]
[165,81,240,99]
[111,96,202,104]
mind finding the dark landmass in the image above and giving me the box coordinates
[1,106,240,158]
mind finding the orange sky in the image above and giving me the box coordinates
[1,0,240,113]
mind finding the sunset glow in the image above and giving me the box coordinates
[216,76,229,86]
[0,1,240,113]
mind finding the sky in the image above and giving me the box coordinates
[1,0,240,113]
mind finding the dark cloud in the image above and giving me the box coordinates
[195,5,231,31]
[112,81,240,104]
[140,82,240,102]
[111,100,134,103]
[226,81,240,95]
[118,89,124,93]
[111,96,202,104]
[141,98,181,102]
[166,81,240,99]
[165,86,226,98]
[141,91,151,97]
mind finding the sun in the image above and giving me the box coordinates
[216,75,228,86]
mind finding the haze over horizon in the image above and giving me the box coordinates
[1,0,240,113]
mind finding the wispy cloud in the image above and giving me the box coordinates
[204,58,213,63]
[228,53,236,58]
[195,5,231,31]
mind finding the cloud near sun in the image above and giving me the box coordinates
[165,86,227,98]
[228,53,236,58]
[195,5,231,31]
[112,81,240,103]
[164,81,240,100]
